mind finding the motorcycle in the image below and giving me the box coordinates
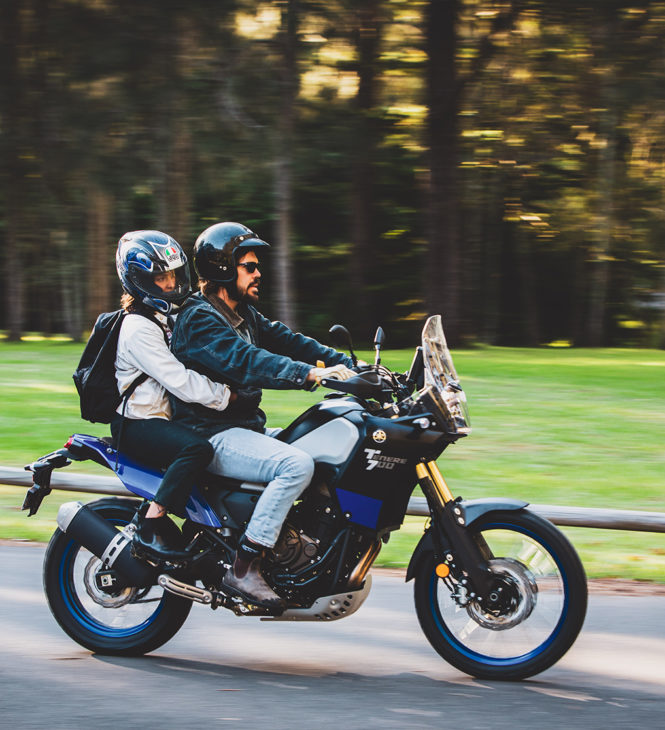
[23,315,587,680]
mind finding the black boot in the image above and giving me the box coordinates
[133,515,191,562]
[222,536,284,609]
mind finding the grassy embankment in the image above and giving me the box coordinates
[1,339,663,580]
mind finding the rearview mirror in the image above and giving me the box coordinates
[328,324,358,367]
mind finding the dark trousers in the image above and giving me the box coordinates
[111,416,214,516]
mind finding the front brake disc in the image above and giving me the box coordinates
[466,558,538,631]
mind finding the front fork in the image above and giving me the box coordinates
[416,461,496,601]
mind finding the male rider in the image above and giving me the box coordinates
[170,221,355,609]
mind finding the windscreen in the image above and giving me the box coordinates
[419,315,471,436]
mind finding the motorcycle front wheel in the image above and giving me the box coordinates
[414,509,587,680]
[43,498,192,656]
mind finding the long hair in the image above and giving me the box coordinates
[120,292,135,311]
[198,279,222,299]
[120,292,153,315]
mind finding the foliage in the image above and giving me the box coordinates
[2,1,665,346]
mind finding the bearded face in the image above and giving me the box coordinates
[234,251,261,304]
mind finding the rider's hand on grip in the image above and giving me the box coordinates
[308,363,356,385]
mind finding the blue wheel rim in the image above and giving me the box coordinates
[429,520,569,667]
[58,522,164,639]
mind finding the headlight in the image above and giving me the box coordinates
[415,384,471,437]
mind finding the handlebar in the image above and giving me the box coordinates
[319,370,385,398]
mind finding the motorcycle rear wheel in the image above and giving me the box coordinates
[414,509,587,680]
[43,498,192,656]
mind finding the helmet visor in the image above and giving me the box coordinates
[127,262,191,304]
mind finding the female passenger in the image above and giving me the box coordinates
[112,230,232,561]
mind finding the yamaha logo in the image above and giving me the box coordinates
[372,429,387,444]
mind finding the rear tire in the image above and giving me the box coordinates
[414,510,587,680]
[43,498,192,656]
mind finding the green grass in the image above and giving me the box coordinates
[1,341,664,580]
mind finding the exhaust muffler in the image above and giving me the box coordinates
[57,501,155,588]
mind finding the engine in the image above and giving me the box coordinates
[272,524,321,571]
[271,482,342,572]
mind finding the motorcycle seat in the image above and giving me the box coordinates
[199,470,267,494]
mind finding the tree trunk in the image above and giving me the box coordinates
[4,190,25,341]
[165,125,193,245]
[348,0,381,335]
[161,17,192,246]
[515,224,540,345]
[1,0,25,340]
[586,17,617,347]
[482,167,503,344]
[54,229,83,341]
[586,114,616,346]
[272,0,298,330]
[571,243,587,347]
[425,0,461,343]
[86,186,113,323]
[657,260,665,349]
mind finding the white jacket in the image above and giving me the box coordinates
[115,312,230,420]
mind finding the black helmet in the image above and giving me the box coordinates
[116,230,191,314]
[193,222,270,285]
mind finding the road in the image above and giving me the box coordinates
[1,544,664,729]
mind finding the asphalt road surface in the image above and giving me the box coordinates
[1,544,664,729]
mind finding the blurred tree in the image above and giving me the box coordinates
[424,0,460,342]
[424,0,524,345]
[86,187,113,324]
[273,0,300,330]
[160,14,194,246]
[0,0,25,341]
[347,0,384,334]
[2,0,665,348]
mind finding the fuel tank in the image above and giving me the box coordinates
[281,397,447,530]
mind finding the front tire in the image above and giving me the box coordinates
[43,498,192,656]
[414,510,587,680]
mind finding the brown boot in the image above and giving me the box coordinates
[222,536,284,609]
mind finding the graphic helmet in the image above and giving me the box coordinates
[116,230,191,314]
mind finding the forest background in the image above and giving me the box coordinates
[2,0,665,349]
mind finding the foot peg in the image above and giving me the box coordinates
[157,574,213,605]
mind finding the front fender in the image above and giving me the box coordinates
[404,497,528,582]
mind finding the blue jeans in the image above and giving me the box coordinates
[207,427,315,548]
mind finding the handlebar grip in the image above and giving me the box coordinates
[319,377,355,393]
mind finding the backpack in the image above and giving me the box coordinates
[73,309,166,424]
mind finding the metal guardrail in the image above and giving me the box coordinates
[2,465,664,533]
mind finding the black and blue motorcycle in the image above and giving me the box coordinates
[24,315,587,680]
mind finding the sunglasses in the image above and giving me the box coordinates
[238,262,261,273]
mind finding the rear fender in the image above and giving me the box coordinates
[23,447,75,516]
[23,434,122,516]
[66,435,225,528]
[405,498,528,581]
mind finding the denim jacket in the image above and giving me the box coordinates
[170,292,353,437]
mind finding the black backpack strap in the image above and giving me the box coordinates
[114,374,149,473]
[138,310,171,347]
[121,371,149,404]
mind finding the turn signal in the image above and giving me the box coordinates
[435,563,450,578]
